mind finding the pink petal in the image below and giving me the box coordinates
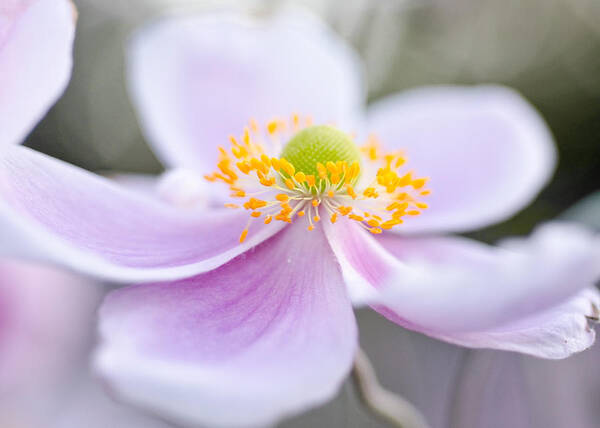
[324,219,600,356]
[451,344,600,428]
[0,0,75,146]
[0,259,100,402]
[95,222,357,428]
[0,146,284,282]
[383,287,600,359]
[368,86,556,233]
[110,170,213,210]
[128,10,364,171]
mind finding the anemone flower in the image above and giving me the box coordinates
[0,0,75,147]
[0,9,599,428]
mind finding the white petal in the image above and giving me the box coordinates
[128,9,364,171]
[368,85,556,233]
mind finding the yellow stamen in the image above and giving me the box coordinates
[205,118,430,238]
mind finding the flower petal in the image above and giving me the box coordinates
[111,169,213,210]
[368,85,556,233]
[0,0,75,146]
[128,9,364,171]
[383,287,600,359]
[0,146,284,282]
[95,222,357,428]
[324,219,600,334]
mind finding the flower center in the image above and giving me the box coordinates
[280,125,361,183]
[204,115,430,243]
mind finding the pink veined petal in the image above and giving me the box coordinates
[0,146,285,282]
[0,0,75,147]
[367,85,557,234]
[127,9,364,171]
[95,221,357,428]
[323,219,600,357]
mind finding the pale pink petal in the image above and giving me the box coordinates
[95,222,357,428]
[368,86,556,233]
[111,169,213,210]
[0,0,75,146]
[450,350,543,428]
[128,9,364,171]
[451,344,600,428]
[50,378,173,428]
[383,287,600,359]
[0,146,284,282]
[0,259,100,420]
[324,219,600,341]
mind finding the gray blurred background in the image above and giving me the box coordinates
[23,1,600,427]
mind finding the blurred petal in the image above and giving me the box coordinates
[128,9,364,171]
[111,169,212,210]
[0,259,100,420]
[51,378,173,428]
[0,146,284,282]
[368,86,556,233]
[450,351,538,428]
[451,344,600,428]
[0,0,75,146]
[324,219,600,335]
[95,222,357,428]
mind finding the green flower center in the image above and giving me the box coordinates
[280,125,361,179]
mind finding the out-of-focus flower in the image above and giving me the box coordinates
[0,260,98,426]
[0,0,75,147]
[439,191,600,428]
[0,260,182,428]
[0,8,599,428]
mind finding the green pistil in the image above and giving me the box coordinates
[280,125,361,180]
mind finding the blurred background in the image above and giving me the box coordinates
[15,0,600,427]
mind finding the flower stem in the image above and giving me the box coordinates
[351,348,431,428]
